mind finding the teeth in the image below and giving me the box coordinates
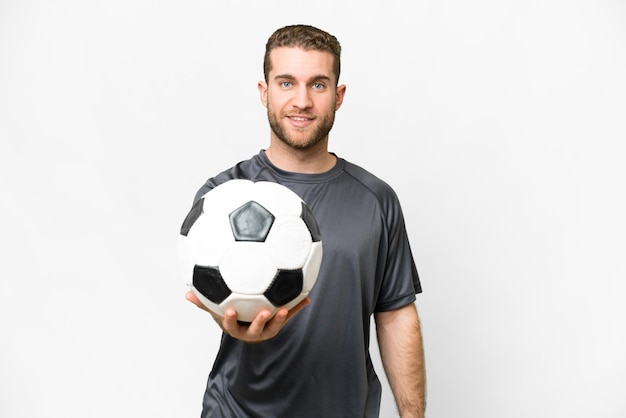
[291,117,309,121]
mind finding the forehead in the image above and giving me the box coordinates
[268,47,336,81]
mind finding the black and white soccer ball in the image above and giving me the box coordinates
[179,179,323,322]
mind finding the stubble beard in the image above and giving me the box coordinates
[267,104,336,151]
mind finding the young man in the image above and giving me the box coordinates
[185,24,425,417]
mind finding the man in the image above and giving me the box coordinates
[185,24,425,417]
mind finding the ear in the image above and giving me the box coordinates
[334,84,346,111]
[258,81,268,108]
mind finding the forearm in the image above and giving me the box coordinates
[375,303,426,418]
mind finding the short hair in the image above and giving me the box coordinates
[263,24,342,85]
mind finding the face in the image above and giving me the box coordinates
[258,47,346,151]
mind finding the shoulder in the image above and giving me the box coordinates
[192,152,268,204]
[341,159,401,207]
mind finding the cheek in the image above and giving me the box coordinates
[266,93,287,111]
[324,97,339,112]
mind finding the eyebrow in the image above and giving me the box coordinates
[273,74,333,83]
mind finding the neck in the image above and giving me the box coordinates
[265,140,336,174]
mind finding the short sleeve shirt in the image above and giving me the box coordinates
[195,151,421,418]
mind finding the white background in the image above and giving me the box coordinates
[1,1,625,417]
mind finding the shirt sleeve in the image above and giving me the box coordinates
[374,188,421,312]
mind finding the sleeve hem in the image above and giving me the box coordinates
[374,293,418,313]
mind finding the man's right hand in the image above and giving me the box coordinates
[185,291,310,343]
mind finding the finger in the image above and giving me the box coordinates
[285,297,311,322]
[260,298,310,337]
[221,308,239,334]
[260,308,288,337]
[185,291,209,312]
[246,309,272,337]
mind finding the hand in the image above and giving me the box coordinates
[185,290,310,343]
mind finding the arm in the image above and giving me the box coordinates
[375,302,426,418]
[185,290,310,343]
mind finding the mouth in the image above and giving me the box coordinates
[287,115,315,128]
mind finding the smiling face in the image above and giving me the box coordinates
[259,47,346,152]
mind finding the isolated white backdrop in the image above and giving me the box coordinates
[1,1,625,417]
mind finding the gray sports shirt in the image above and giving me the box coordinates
[193,151,421,418]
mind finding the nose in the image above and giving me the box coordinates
[292,85,312,109]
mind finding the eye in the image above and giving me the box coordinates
[311,82,325,90]
[280,81,292,88]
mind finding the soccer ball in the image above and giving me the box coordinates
[179,179,323,322]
